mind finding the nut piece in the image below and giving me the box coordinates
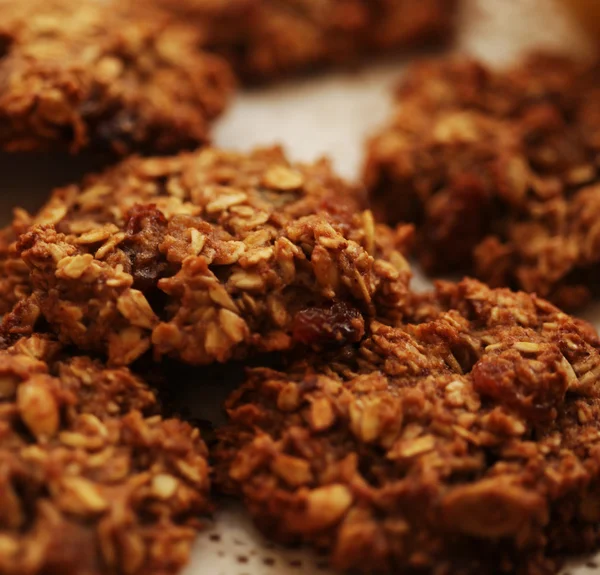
[288,485,353,533]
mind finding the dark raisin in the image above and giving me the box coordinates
[122,204,169,291]
[0,32,12,59]
[472,347,569,421]
[292,301,364,348]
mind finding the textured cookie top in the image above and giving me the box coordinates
[4,146,412,366]
[216,278,600,574]
[0,0,234,154]
[0,334,211,575]
[365,54,600,309]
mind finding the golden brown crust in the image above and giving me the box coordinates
[0,0,234,155]
[2,146,412,366]
[365,54,600,309]
[0,334,211,575]
[153,0,457,81]
[215,278,600,574]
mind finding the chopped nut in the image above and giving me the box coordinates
[292,485,353,532]
[152,474,179,499]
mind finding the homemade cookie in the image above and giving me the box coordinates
[0,0,234,155]
[216,278,600,574]
[365,55,600,309]
[153,0,457,81]
[0,334,211,575]
[2,146,412,365]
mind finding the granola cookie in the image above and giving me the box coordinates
[0,334,211,575]
[365,54,600,309]
[215,278,600,574]
[152,0,457,81]
[0,0,234,155]
[2,146,412,365]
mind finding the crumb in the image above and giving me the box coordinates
[3,146,413,366]
[0,0,234,155]
[215,278,600,574]
[365,54,600,309]
[0,334,212,575]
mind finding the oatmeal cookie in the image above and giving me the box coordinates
[0,334,211,575]
[215,278,600,574]
[2,146,412,365]
[365,54,600,309]
[0,0,234,155]
[153,0,457,81]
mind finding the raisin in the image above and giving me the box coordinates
[122,204,169,291]
[472,348,569,421]
[292,301,365,348]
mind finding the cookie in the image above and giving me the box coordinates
[2,146,412,365]
[0,0,234,155]
[365,55,600,309]
[0,334,211,575]
[216,278,600,574]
